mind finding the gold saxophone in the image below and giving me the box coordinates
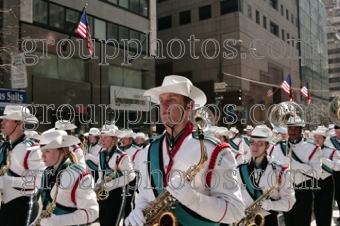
[34,178,61,226]
[94,156,119,201]
[0,142,12,176]
[137,108,214,226]
[233,166,280,226]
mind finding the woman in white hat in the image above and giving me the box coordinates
[84,128,102,182]
[37,130,99,226]
[236,125,295,226]
[0,105,45,225]
[96,128,135,226]
[229,126,244,154]
[126,75,245,226]
[214,127,245,165]
[312,126,340,226]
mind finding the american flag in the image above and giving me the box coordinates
[76,10,94,55]
[266,89,273,97]
[300,82,311,104]
[281,74,293,101]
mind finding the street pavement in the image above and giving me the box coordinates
[90,202,340,226]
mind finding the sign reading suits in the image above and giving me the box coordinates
[0,88,27,107]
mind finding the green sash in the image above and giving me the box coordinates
[148,135,220,226]
[330,137,340,150]
[244,136,250,146]
[230,138,239,151]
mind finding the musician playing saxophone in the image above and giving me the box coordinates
[235,125,296,226]
[125,75,246,226]
[35,130,98,226]
[0,105,45,226]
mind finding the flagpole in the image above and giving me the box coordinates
[62,3,88,52]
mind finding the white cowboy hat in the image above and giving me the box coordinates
[55,121,77,130]
[24,131,40,140]
[0,105,38,122]
[286,115,305,127]
[101,124,118,132]
[41,135,80,150]
[40,130,68,145]
[243,125,254,131]
[312,127,327,138]
[143,75,207,108]
[215,127,231,138]
[230,127,239,134]
[85,128,101,137]
[304,130,310,133]
[119,129,137,138]
[250,125,272,142]
[273,126,287,134]
[101,129,124,137]
[135,132,147,139]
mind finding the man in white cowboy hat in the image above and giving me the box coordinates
[134,132,148,147]
[241,125,253,162]
[55,121,86,170]
[312,126,340,226]
[325,124,340,221]
[270,115,322,226]
[125,75,245,226]
[0,105,46,225]
[236,125,295,226]
[85,128,103,182]
[97,127,135,226]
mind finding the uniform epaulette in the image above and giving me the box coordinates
[23,138,36,146]
[269,159,285,168]
[69,163,86,173]
[191,132,220,145]
[306,140,317,145]
[115,147,125,155]
[132,144,139,149]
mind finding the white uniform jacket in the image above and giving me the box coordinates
[69,145,86,170]
[0,136,45,204]
[135,127,246,225]
[39,159,98,225]
[230,137,244,153]
[270,138,322,186]
[242,135,251,161]
[96,147,135,191]
[230,147,246,166]
[236,158,296,217]
[85,142,103,171]
[121,143,140,170]
[319,145,340,180]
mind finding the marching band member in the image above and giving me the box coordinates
[241,125,253,162]
[55,121,86,170]
[119,129,140,220]
[313,126,340,226]
[85,128,102,182]
[125,75,245,226]
[0,105,45,225]
[214,127,245,165]
[96,128,135,226]
[270,116,322,226]
[37,130,98,226]
[236,125,295,226]
[325,124,340,221]
[134,132,148,147]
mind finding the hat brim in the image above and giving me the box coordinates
[143,83,207,109]
[273,126,287,134]
[41,135,80,150]
[0,112,38,123]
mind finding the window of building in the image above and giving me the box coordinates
[94,19,106,40]
[220,0,239,15]
[129,30,140,50]
[247,4,252,19]
[199,5,211,20]
[33,0,48,24]
[101,0,149,17]
[119,0,128,9]
[263,16,267,29]
[281,5,284,16]
[270,22,279,37]
[140,0,148,16]
[130,0,140,13]
[87,15,94,37]
[180,10,191,25]
[292,37,295,46]
[158,15,172,30]
[107,0,117,3]
[291,13,294,24]
[107,23,118,40]
[32,51,86,82]
[269,0,277,10]
[65,9,80,32]
[239,0,243,13]
[286,9,289,20]
[119,26,129,45]
[256,11,260,24]
[49,4,64,29]
[158,0,167,2]
[109,66,143,89]
[282,29,285,41]
[287,33,290,44]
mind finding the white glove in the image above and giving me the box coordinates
[166,175,197,207]
[261,200,273,211]
[124,208,146,226]
[39,214,60,226]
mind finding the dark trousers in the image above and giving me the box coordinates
[264,214,279,226]
[0,196,39,226]
[98,187,124,226]
[313,176,334,226]
[284,180,313,226]
[124,178,137,220]
[333,171,340,212]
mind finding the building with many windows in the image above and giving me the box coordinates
[1,0,156,134]
[155,0,299,130]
